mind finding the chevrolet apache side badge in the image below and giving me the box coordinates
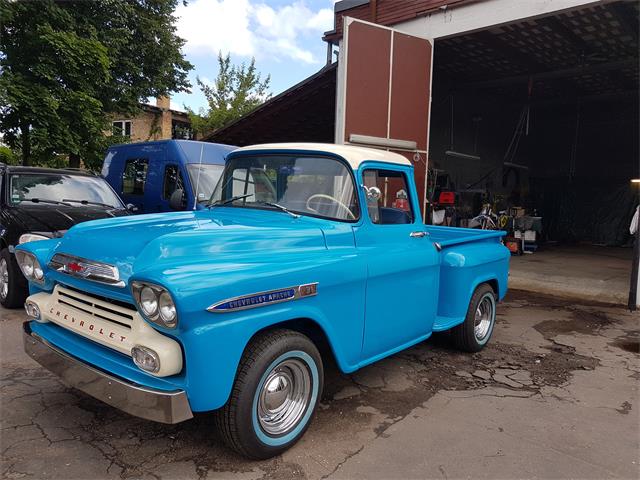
[208,283,318,313]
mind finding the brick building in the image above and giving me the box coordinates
[110,96,193,142]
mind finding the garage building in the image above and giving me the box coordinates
[206,0,639,307]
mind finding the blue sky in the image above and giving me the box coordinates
[171,0,337,113]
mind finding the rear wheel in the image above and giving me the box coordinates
[0,248,27,309]
[214,329,323,459]
[451,283,496,352]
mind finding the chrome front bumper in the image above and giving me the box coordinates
[22,322,193,424]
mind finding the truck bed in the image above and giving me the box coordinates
[426,225,510,332]
[426,225,505,249]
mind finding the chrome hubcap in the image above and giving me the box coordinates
[258,358,312,436]
[474,294,495,341]
[0,258,8,300]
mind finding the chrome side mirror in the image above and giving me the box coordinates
[362,185,382,202]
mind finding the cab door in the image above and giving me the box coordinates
[354,165,440,361]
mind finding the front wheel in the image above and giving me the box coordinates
[214,329,323,459]
[451,283,497,352]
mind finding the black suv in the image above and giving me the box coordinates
[0,164,131,308]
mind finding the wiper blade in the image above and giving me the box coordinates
[62,198,116,208]
[208,193,254,208]
[207,195,299,218]
[21,198,72,207]
[256,201,300,218]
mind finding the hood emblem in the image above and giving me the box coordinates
[208,283,318,313]
[66,262,85,274]
[49,253,125,288]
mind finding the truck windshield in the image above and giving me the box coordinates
[187,164,224,203]
[209,155,360,221]
[8,173,124,209]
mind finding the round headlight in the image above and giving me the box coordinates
[158,291,176,326]
[33,264,44,280]
[140,286,158,316]
[22,255,34,278]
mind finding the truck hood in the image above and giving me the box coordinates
[49,208,327,282]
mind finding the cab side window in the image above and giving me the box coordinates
[163,165,185,200]
[122,159,148,195]
[362,169,414,225]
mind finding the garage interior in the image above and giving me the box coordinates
[207,1,639,305]
[429,1,639,304]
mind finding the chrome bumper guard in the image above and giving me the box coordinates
[22,322,193,424]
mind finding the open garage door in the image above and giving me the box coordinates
[335,17,433,219]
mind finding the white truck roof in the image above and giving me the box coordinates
[234,143,412,169]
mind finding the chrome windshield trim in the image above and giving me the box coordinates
[207,283,318,313]
[48,253,126,288]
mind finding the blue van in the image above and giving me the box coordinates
[101,140,236,213]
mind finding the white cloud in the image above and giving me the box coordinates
[175,0,335,64]
[175,0,254,57]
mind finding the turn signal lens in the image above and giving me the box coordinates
[24,301,41,320]
[131,345,161,373]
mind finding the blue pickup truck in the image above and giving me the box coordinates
[102,140,235,213]
[18,143,509,459]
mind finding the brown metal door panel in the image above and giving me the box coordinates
[337,17,433,218]
[344,21,392,141]
[389,32,432,151]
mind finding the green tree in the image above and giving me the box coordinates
[0,145,18,165]
[0,0,193,169]
[188,53,271,136]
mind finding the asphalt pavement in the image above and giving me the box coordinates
[1,291,638,479]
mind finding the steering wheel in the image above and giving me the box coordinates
[306,194,356,220]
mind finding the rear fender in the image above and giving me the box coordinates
[436,242,509,321]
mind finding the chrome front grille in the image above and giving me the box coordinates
[49,253,125,288]
[55,285,136,329]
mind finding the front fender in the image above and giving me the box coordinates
[179,303,352,412]
[133,247,366,412]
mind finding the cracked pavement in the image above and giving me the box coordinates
[1,291,639,479]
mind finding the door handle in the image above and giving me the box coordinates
[409,231,428,238]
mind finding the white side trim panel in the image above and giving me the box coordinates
[396,0,608,40]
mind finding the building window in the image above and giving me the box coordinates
[163,165,185,200]
[172,121,193,140]
[113,120,132,137]
[122,158,148,195]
